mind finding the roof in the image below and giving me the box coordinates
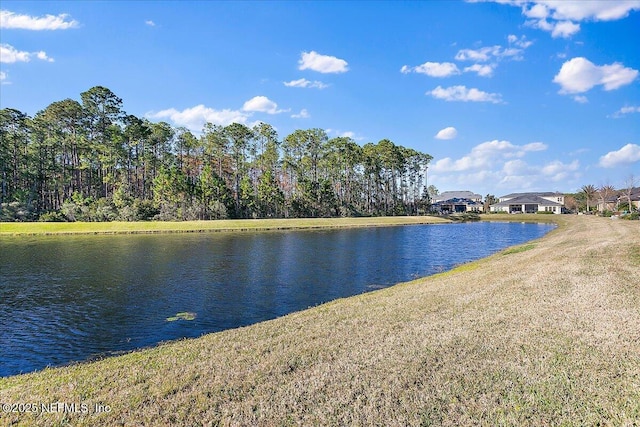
[433,198,482,206]
[491,194,563,207]
[619,187,640,201]
[434,191,482,203]
[499,191,563,199]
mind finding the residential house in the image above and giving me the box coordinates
[598,187,640,212]
[596,195,619,213]
[621,187,640,211]
[431,191,484,213]
[490,192,564,214]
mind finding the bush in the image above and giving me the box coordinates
[1,201,35,221]
[38,211,67,222]
[134,199,159,221]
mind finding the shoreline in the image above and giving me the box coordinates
[0,215,451,236]
[0,213,560,236]
[1,215,637,425]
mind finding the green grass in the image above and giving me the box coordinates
[1,215,639,426]
[0,216,449,235]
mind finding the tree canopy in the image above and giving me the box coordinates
[1,86,433,221]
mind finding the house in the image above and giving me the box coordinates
[490,192,564,214]
[596,195,619,213]
[616,187,640,211]
[431,190,484,213]
[598,187,640,212]
[621,187,640,211]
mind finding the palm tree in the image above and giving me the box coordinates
[581,184,596,213]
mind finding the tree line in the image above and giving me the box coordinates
[575,181,637,215]
[0,86,433,221]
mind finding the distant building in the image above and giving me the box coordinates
[598,187,640,212]
[620,187,640,211]
[490,192,564,214]
[431,190,484,213]
[433,191,483,203]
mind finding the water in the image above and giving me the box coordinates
[0,221,554,377]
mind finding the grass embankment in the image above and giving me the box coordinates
[1,215,639,426]
[0,215,448,236]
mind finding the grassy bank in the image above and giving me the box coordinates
[1,215,639,426]
[0,215,448,235]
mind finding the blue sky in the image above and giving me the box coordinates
[1,0,639,196]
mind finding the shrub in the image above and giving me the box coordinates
[38,211,67,222]
[134,199,159,221]
[0,201,34,221]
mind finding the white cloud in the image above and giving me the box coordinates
[598,143,640,168]
[573,95,588,103]
[452,37,530,78]
[522,142,548,152]
[145,20,156,27]
[501,159,580,185]
[0,43,29,63]
[150,96,290,132]
[148,105,249,132]
[433,140,515,172]
[339,131,356,138]
[540,159,580,181]
[291,109,310,119]
[432,139,550,173]
[428,85,503,103]
[490,0,640,37]
[502,159,538,176]
[298,51,348,74]
[435,127,458,140]
[553,57,638,94]
[283,78,328,89]
[401,61,460,77]
[463,64,494,77]
[0,70,7,83]
[0,10,79,30]
[0,43,53,63]
[242,96,287,114]
[526,18,580,38]
[430,137,579,193]
[327,129,363,140]
[455,46,498,62]
[35,51,54,62]
[611,105,640,118]
[508,34,534,49]
[551,21,581,38]
[455,44,525,62]
[534,0,640,21]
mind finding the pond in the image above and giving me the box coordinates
[0,221,554,377]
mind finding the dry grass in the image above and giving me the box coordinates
[1,215,639,426]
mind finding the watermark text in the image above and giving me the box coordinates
[2,401,111,414]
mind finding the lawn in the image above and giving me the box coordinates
[0,215,449,235]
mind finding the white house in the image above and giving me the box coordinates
[490,192,564,214]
